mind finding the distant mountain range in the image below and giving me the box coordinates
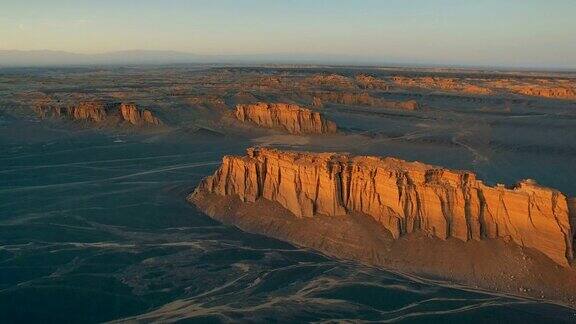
[0,49,390,67]
[0,50,211,66]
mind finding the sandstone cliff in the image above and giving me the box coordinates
[35,101,162,126]
[234,103,337,135]
[118,103,162,125]
[193,148,575,266]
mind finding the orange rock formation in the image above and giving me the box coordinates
[118,103,162,125]
[194,148,575,266]
[35,101,162,126]
[234,103,337,135]
[512,85,576,100]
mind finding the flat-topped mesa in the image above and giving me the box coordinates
[35,101,162,126]
[67,101,115,122]
[234,103,337,135]
[194,148,575,266]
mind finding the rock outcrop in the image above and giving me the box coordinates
[193,148,575,266]
[118,103,162,125]
[512,86,576,100]
[35,101,162,126]
[311,92,419,111]
[234,103,337,135]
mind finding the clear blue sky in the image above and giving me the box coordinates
[1,0,575,67]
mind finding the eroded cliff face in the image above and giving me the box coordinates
[194,148,575,266]
[35,101,162,126]
[234,103,337,135]
[118,103,162,125]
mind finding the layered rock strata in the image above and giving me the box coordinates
[234,103,337,135]
[193,147,575,266]
[35,101,162,126]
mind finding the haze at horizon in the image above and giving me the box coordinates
[1,0,575,68]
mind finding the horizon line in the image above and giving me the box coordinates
[1,49,575,72]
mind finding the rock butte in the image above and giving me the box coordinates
[35,101,162,126]
[193,147,575,266]
[234,102,337,135]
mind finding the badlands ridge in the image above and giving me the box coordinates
[190,147,576,306]
[192,147,575,266]
[35,101,162,126]
[235,103,337,134]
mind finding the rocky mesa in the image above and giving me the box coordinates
[35,101,162,126]
[234,103,337,135]
[192,147,575,266]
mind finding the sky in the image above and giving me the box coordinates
[1,0,575,68]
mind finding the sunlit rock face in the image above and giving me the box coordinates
[35,101,162,126]
[194,147,575,266]
[234,102,337,135]
[119,103,162,125]
[511,86,576,100]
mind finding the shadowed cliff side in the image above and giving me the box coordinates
[192,147,575,266]
[234,103,337,135]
